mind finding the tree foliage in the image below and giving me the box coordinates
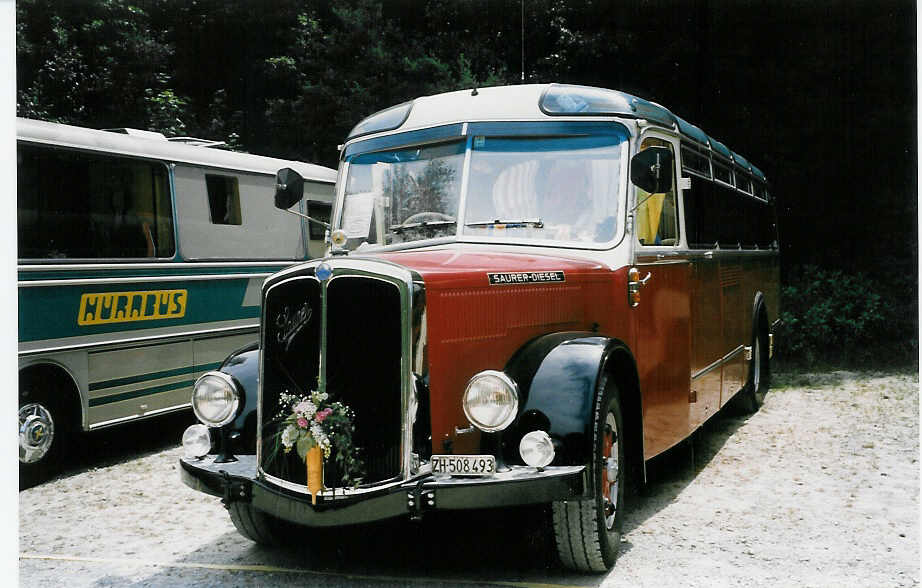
[17,0,176,128]
[16,0,917,294]
[777,265,917,368]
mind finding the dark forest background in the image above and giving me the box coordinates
[16,0,918,366]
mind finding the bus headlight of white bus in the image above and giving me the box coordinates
[191,371,240,428]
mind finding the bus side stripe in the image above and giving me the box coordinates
[88,361,223,392]
[88,379,195,408]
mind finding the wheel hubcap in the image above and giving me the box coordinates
[19,403,55,464]
[601,412,619,530]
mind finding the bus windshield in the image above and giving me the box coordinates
[339,126,627,250]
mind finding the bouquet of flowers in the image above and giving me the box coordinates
[272,389,363,502]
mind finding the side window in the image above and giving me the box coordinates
[306,200,331,240]
[636,137,678,246]
[685,170,775,250]
[680,143,711,178]
[18,144,174,259]
[206,175,242,225]
[735,168,752,195]
[713,159,732,185]
[303,180,334,241]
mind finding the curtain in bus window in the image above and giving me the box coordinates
[636,192,665,245]
[491,160,539,219]
[153,165,175,256]
[465,133,625,244]
[589,159,620,240]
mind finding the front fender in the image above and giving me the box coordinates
[213,342,259,450]
[503,332,623,467]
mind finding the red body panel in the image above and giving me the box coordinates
[377,248,631,455]
[631,260,692,459]
[372,245,779,462]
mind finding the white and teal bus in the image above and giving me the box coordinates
[17,118,336,486]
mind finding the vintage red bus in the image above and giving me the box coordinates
[180,84,780,572]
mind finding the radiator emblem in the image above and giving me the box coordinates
[276,302,313,350]
[316,262,333,281]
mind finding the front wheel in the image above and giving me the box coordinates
[19,382,68,489]
[551,375,625,572]
[228,501,297,546]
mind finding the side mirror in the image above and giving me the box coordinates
[275,167,305,210]
[630,147,674,194]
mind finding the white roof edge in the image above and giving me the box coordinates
[16,117,337,182]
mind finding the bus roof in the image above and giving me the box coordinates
[17,117,337,182]
[347,84,766,182]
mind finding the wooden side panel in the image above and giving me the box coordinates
[633,261,692,459]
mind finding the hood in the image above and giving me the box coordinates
[374,247,609,290]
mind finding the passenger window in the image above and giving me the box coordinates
[636,138,678,246]
[17,144,174,259]
[713,160,732,185]
[680,144,710,178]
[206,175,242,225]
[306,200,331,240]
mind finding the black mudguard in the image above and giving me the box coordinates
[213,342,260,452]
[501,332,632,469]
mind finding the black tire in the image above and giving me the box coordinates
[19,376,69,489]
[551,374,625,572]
[227,501,297,546]
[736,325,771,414]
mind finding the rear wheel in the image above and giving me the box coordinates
[19,377,70,489]
[551,375,625,572]
[736,326,771,414]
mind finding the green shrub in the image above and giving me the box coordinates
[776,265,917,367]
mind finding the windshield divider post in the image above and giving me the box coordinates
[454,134,475,237]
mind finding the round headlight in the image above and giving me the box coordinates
[192,372,240,427]
[182,424,212,458]
[519,430,555,468]
[462,370,519,432]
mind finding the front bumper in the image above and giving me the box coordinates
[180,455,587,527]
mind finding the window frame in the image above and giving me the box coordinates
[712,157,734,187]
[205,174,243,226]
[306,199,332,241]
[635,132,682,249]
[16,142,177,262]
[337,120,633,253]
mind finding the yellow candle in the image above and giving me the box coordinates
[306,445,323,505]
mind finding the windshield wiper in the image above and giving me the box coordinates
[465,218,544,229]
[389,220,456,234]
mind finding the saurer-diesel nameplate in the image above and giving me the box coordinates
[487,271,566,286]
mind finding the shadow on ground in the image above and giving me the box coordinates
[21,409,197,490]
[91,405,757,587]
[620,405,748,539]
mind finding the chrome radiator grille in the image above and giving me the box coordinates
[258,266,408,491]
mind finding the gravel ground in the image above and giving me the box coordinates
[19,369,919,587]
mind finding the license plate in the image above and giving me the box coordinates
[431,454,496,476]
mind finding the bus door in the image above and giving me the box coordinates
[630,135,692,459]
